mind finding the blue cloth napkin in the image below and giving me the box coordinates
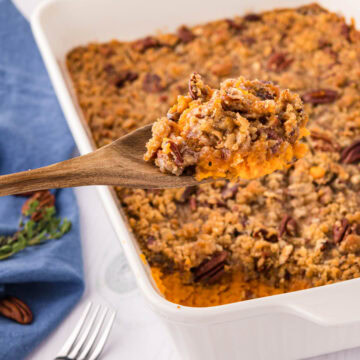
[0,1,84,359]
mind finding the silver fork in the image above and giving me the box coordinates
[55,302,116,360]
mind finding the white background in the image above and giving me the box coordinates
[11,0,360,359]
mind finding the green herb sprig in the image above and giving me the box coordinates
[0,198,71,260]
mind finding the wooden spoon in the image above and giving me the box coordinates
[0,124,207,197]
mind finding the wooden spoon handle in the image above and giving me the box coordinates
[0,147,122,196]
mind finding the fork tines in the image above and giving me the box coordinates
[55,302,116,360]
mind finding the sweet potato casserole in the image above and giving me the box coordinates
[67,3,360,307]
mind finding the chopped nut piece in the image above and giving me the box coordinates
[266,52,293,72]
[221,183,239,199]
[191,251,228,283]
[105,68,138,88]
[177,26,196,43]
[0,296,33,324]
[188,72,211,101]
[340,140,360,164]
[226,19,245,32]
[142,73,164,93]
[279,215,297,237]
[244,13,262,22]
[333,219,349,244]
[133,36,161,52]
[310,130,340,152]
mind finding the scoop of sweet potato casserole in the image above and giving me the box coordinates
[144,73,309,180]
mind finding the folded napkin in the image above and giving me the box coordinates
[0,1,84,359]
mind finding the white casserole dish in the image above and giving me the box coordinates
[30,0,360,358]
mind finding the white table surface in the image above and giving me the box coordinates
[12,1,360,359]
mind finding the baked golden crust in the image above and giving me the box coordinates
[67,3,360,306]
[144,73,308,180]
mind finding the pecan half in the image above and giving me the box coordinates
[333,218,349,243]
[191,251,228,284]
[310,129,340,152]
[254,229,278,243]
[279,215,297,237]
[266,52,293,72]
[0,296,33,324]
[244,13,262,22]
[168,141,183,166]
[241,36,256,46]
[21,190,55,221]
[132,36,161,52]
[334,220,360,245]
[340,140,360,164]
[177,26,195,43]
[302,89,338,104]
[142,73,164,93]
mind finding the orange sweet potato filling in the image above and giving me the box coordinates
[151,266,310,307]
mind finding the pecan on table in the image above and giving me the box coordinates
[0,296,33,324]
[21,190,55,222]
